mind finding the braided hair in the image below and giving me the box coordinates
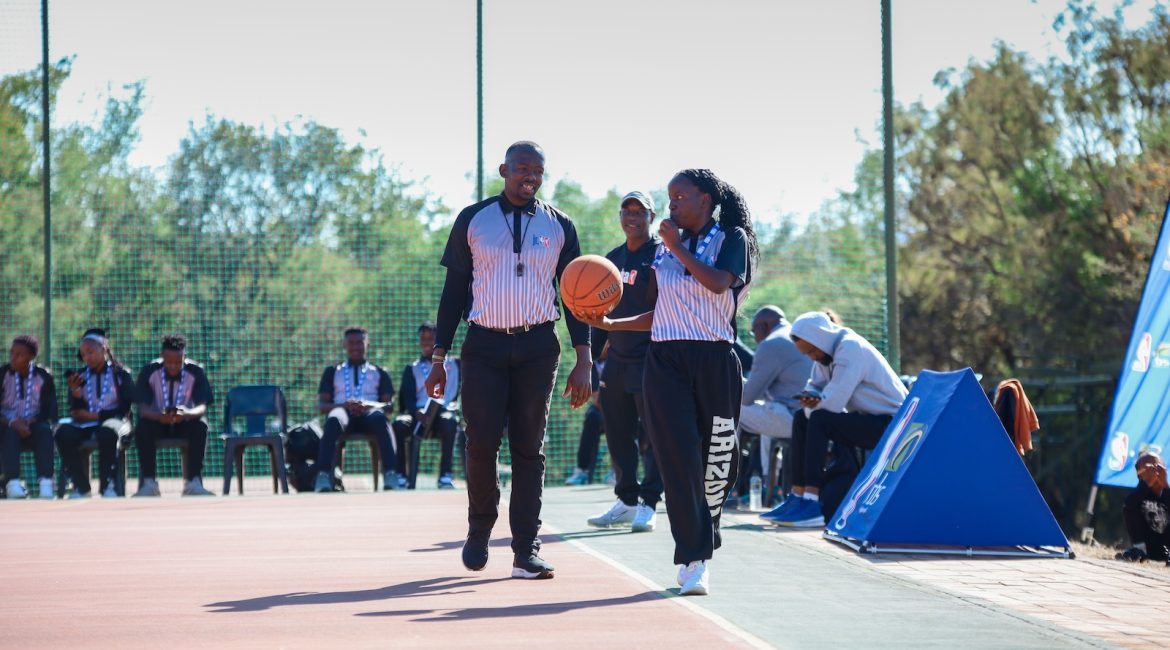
[675,169,759,264]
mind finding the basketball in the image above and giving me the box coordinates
[561,254,623,317]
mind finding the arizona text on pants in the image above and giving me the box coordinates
[642,340,742,565]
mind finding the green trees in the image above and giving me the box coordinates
[898,5,1170,378]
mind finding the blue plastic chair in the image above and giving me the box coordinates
[221,385,289,495]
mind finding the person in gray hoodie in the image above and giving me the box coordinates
[763,310,907,528]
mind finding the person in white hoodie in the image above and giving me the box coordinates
[764,311,907,528]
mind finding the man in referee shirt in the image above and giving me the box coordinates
[426,141,592,580]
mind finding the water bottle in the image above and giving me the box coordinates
[749,474,762,511]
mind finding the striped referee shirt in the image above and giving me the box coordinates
[651,220,751,343]
[0,364,57,423]
[436,193,589,349]
[319,362,394,406]
[136,359,214,411]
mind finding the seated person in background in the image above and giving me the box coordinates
[1117,452,1170,563]
[134,334,214,497]
[1,335,58,499]
[315,326,398,492]
[56,329,135,499]
[766,311,908,528]
[739,306,812,492]
[565,362,606,486]
[393,322,460,490]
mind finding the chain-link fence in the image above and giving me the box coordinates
[1,1,890,496]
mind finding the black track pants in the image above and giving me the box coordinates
[642,340,741,565]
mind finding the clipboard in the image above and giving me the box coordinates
[411,398,443,439]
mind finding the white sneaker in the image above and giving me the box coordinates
[563,467,588,486]
[631,502,657,532]
[182,477,214,496]
[38,478,55,499]
[6,479,27,499]
[587,499,637,528]
[101,479,118,498]
[133,478,161,497]
[679,560,709,596]
[67,488,91,499]
[677,565,687,587]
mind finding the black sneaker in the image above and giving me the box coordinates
[512,552,555,579]
[462,531,490,571]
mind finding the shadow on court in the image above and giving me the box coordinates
[355,591,663,621]
[204,576,512,613]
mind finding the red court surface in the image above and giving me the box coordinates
[0,491,752,649]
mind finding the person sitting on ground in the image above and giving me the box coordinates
[133,334,215,497]
[765,311,907,528]
[56,329,136,498]
[315,326,398,492]
[1117,452,1170,564]
[738,306,812,495]
[392,322,460,489]
[1,335,58,499]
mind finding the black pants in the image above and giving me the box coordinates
[790,409,893,488]
[460,322,560,556]
[56,420,129,494]
[600,359,663,508]
[1,421,54,480]
[136,418,209,480]
[643,341,741,565]
[392,410,458,477]
[575,403,604,473]
[318,408,396,475]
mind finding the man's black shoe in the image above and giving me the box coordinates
[512,552,555,579]
[462,531,490,571]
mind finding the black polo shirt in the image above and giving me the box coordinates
[591,237,659,364]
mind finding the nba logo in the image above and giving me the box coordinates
[1107,431,1130,471]
[627,270,637,285]
[1133,333,1152,373]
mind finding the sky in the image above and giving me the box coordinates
[0,0,1163,223]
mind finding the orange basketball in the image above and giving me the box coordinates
[561,254,623,317]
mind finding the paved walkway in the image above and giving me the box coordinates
[3,483,1168,648]
[717,507,1170,649]
[545,487,1119,649]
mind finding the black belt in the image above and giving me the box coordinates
[470,321,553,335]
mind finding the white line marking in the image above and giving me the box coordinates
[541,520,776,650]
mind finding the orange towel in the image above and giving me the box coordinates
[994,379,1039,455]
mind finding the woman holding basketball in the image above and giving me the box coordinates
[580,169,757,595]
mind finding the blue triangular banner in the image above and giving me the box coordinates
[827,368,1069,551]
[1096,200,1170,487]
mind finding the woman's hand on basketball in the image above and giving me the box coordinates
[563,362,592,409]
[425,364,446,399]
[574,309,611,329]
